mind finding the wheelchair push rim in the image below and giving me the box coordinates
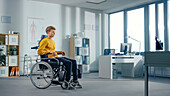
[30,61,54,89]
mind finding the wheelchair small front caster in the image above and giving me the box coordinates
[61,81,69,89]
[70,80,76,87]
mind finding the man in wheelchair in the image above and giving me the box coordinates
[37,26,82,89]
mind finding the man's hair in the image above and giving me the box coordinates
[46,26,56,34]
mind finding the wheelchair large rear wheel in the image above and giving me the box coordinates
[30,61,54,89]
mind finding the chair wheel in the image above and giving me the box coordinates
[30,61,53,89]
[70,80,76,87]
[61,81,69,89]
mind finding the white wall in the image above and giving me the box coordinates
[0,0,23,33]
[0,0,103,74]
[102,13,109,51]
[22,1,66,74]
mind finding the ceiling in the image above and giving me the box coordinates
[32,0,159,11]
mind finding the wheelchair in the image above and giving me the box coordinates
[30,35,82,89]
[30,54,71,89]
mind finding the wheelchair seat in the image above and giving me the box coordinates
[40,54,60,69]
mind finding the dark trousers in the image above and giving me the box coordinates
[55,57,78,82]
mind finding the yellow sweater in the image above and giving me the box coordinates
[37,37,62,58]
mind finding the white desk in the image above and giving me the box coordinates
[144,51,170,96]
[99,55,143,79]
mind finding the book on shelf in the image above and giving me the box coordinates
[9,66,19,76]
[82,56,90,64]
[5,35,8,45]
[87,56,90,64]
[79,48,82,55]
[6,56,8,66]
[10,67,15,76]
[82,38,89,47]
[75,47,78,55]
[16,66,19,76]
[86,39,89,47]
[75,47,82,55]
[82,38,86,47]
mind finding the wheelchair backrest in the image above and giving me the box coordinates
[31,35,47,50]
[30,35,48,61]
[38,35,48,46]
[39,35,48,60]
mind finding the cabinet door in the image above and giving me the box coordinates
[82,65,90,73]
[75,56,82,64]
[9,35,18,45]
[9,56,18,66]
[81,47,89,56]
[0,67,8,77]
[75,38,82,47]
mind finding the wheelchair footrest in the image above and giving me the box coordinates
[51,81,61,85]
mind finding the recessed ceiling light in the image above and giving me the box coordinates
[86,0,107,4]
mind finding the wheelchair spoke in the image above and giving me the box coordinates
[30,62,54,89]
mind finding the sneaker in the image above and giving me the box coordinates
[73,80,82,88]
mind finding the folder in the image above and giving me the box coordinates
[10,67,15,76]
[16,67,19,76]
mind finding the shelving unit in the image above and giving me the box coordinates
[0,33,20,78]
[69,37,90,74]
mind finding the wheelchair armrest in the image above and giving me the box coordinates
[31,46,39,50]
[46,53,62,55]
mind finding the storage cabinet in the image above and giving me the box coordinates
[0,33,20,78]
[69,37,90,74]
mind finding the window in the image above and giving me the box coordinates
[158,3,164,50]
[109,1,169,52]
[149,4,156,51]
[110,12,124,53]
[127,8,144,52]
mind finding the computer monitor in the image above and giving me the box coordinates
[120,43,132,54]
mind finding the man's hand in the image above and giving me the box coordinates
[61,52,65,56]
[50,51,56,56]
